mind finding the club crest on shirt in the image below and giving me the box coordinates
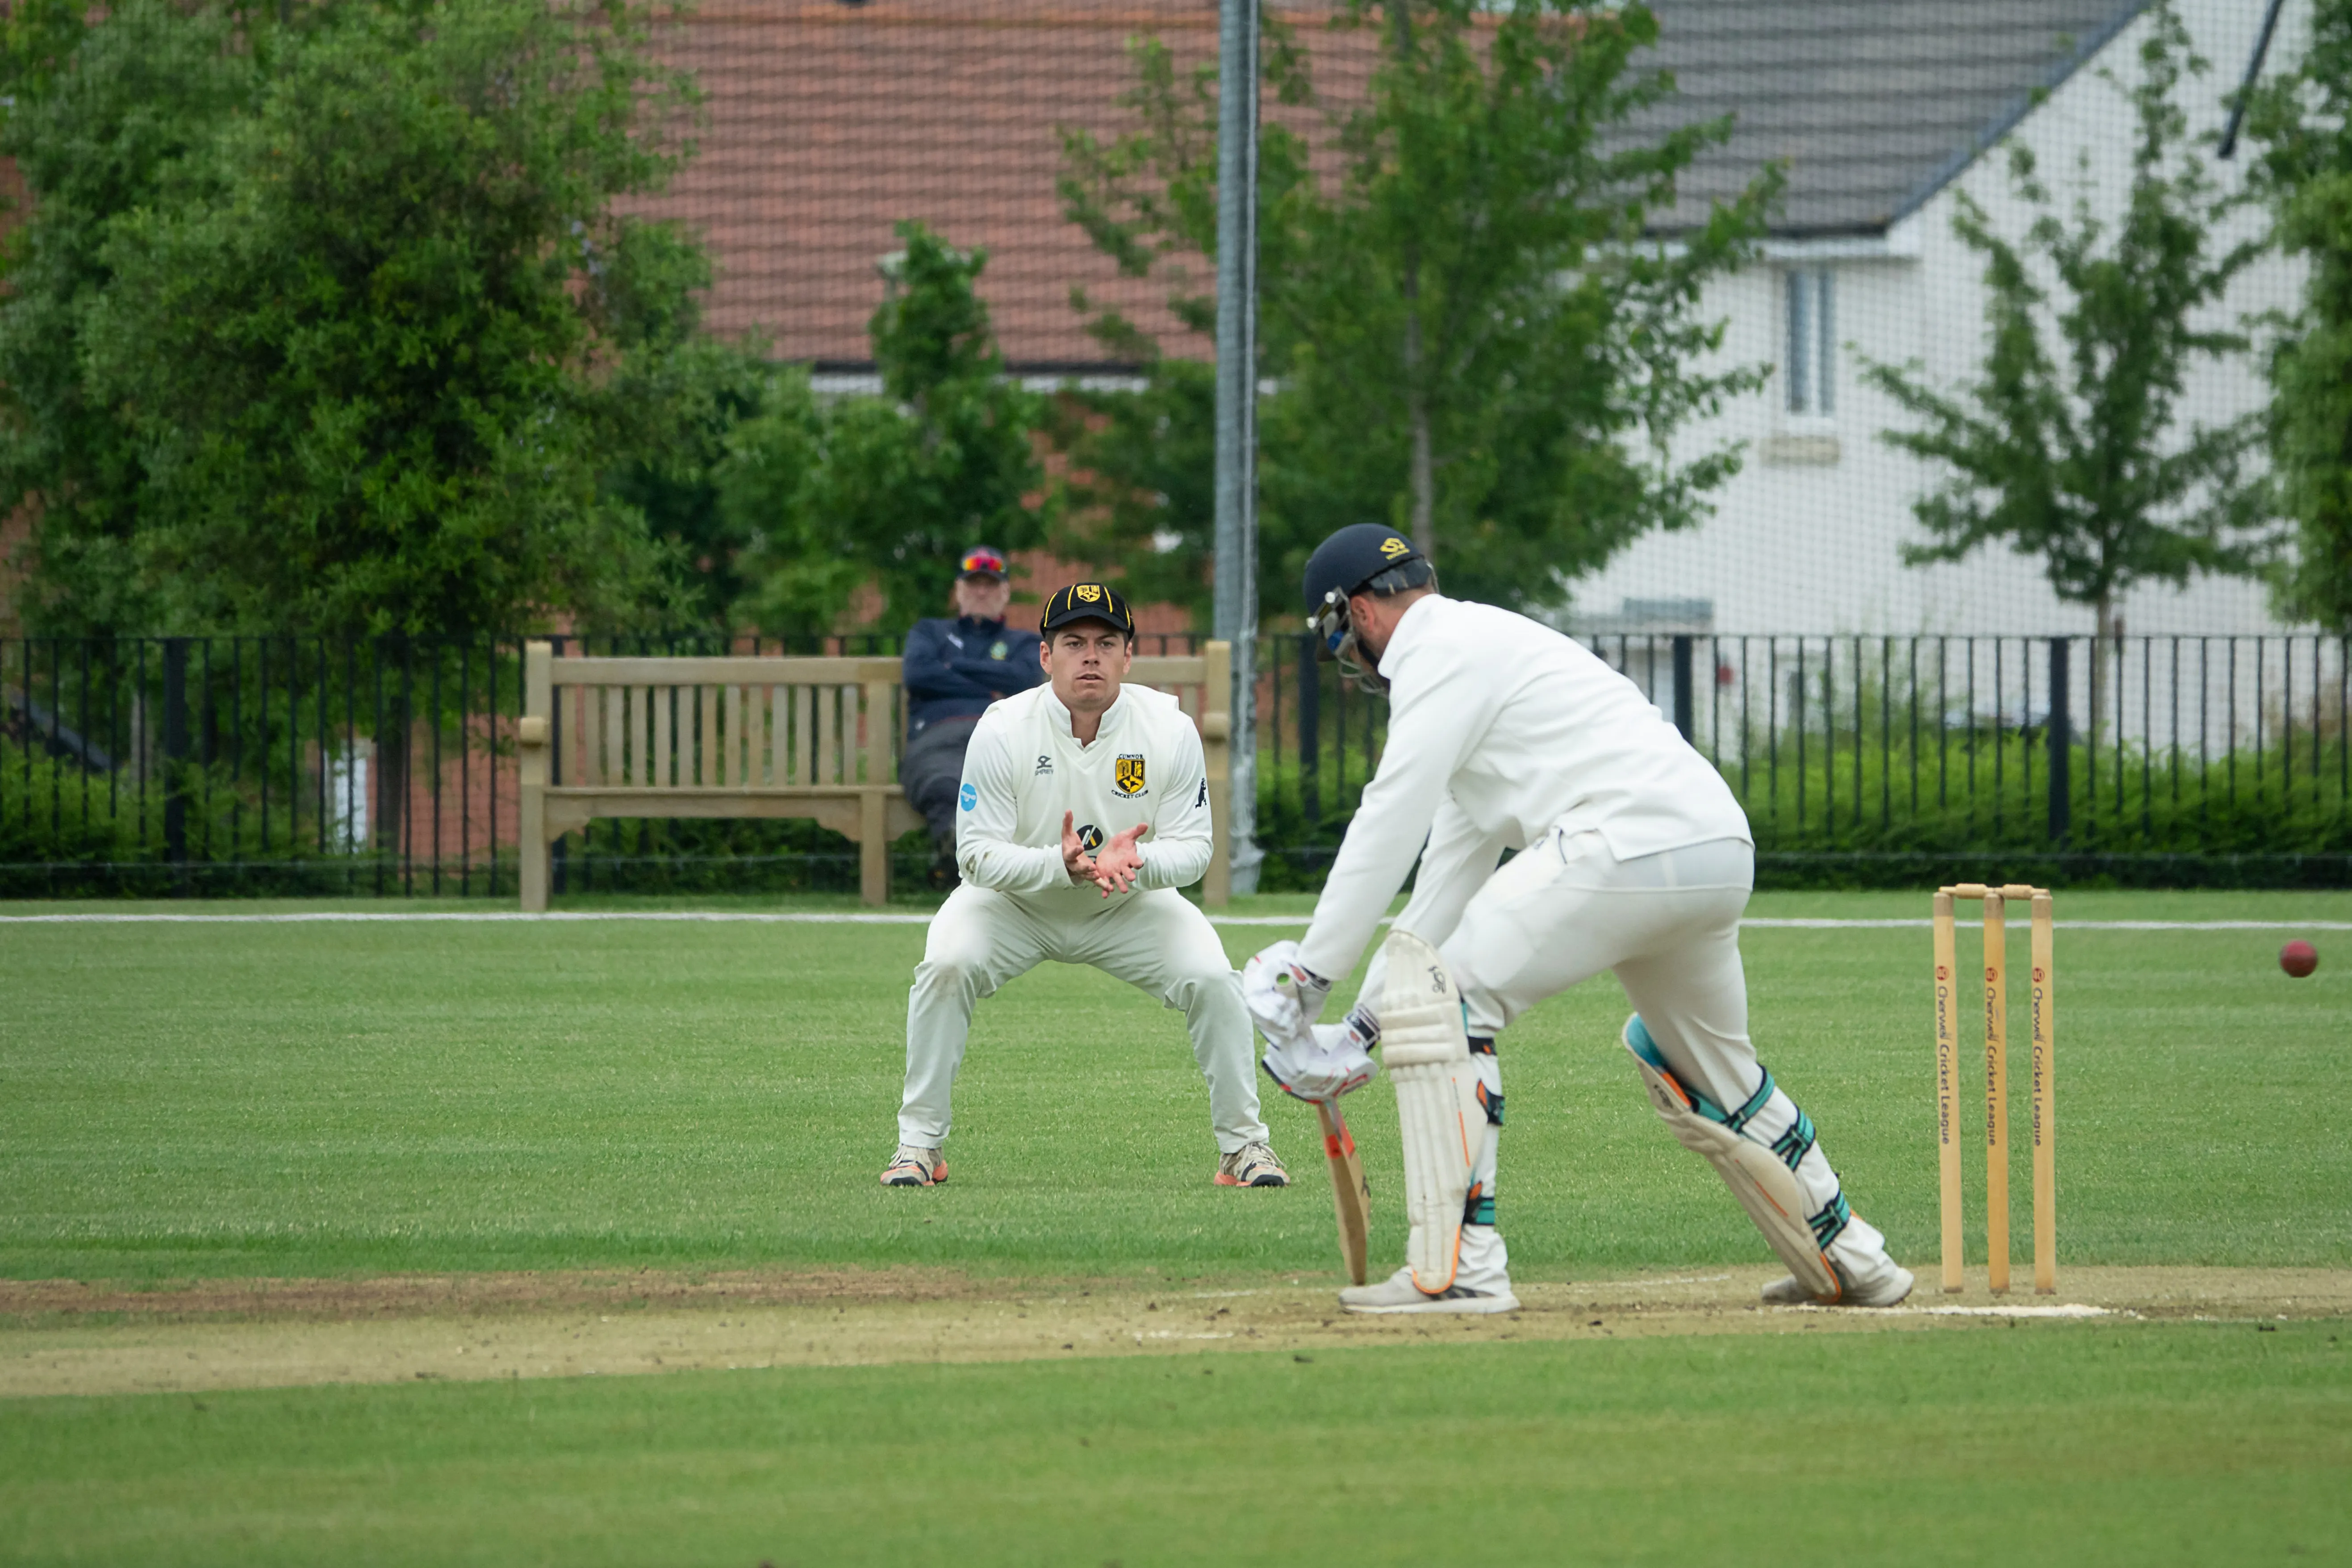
[990,640,1010,660]
[1114,753,1147,796]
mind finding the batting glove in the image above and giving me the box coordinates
[1260,1025,1377,1104]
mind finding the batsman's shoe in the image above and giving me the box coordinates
[1215,1141,1290,1187]
[1339,1266,1520,1316]
[1763,1256,1915,1308]
[880,1144,947,1187]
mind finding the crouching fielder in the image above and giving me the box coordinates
[885,581,1284,1191]
[1245,526,1911,1314]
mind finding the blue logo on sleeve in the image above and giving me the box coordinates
[959,782,978,812]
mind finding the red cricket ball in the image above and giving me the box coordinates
[2280,940,2319,979]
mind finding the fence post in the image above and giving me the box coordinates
[1202,639,1233,908]
[518,641,552,912]
[161,637,191,886]
[1671,634,1695,742]
[2047,636,2071,844]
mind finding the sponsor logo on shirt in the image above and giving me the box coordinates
[1196,776,1207,808]
[1114,753,1147,796]
[1034,754,1053,776]
[1076,823,1104,853]
[958,782,978,812]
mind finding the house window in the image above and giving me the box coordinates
[1784,268,1834,416]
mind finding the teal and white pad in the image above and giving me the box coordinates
[1621,1013,1841,1302]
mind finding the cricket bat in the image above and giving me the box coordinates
[1315,1099,1371,1286]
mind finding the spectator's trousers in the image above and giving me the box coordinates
[901,716,981,850]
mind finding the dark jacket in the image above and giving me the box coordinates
[902,615,1044,733]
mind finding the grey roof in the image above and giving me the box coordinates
[1626,0,2148,236]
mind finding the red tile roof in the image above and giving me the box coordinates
[638,2,1371,368]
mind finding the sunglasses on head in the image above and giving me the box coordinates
[959,549,1007,577]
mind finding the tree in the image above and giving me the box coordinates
[3,0,706,640]
[1048,358,1219,624]
[1056,0,1774,621]
[2241,0,2352,633]
[728,223,1050,638]
[1862,3,2273,646]
[0,0,261,635]
[602,329,785,627]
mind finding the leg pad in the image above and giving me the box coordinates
[1623,1014,1842,1302]
[1382,931,1482,1294]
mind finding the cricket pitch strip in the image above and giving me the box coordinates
[4,1265,2346,1399]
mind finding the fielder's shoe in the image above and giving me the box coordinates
[880,1144,947,1187]
[1762,1256,1915,1307]
[1340,1266,1521,1316]
[1215,1141,1289,1187]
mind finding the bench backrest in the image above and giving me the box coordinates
[521,643,1230,790]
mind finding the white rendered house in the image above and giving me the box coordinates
[1568,0,2310,639]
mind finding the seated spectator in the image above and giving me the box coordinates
[901,545,1044,886]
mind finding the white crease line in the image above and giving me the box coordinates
[1781,1301,2120,1319]
[1740,921,2352,931]
[2028,920,2352,931]
[0,911,934,924]
[0,909,1274,927]
[1,912,2347,932]
[1913,1303,2121,1318]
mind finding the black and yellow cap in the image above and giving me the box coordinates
[1039,581,1135,639]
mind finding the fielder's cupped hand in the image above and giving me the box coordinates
[1087,823,1149,898]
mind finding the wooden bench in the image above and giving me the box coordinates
[515,640,1234,910]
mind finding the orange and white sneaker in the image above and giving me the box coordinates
[880,1144,947,1187]
[1214,1141,1289,1187]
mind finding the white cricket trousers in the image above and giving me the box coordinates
[901,884,1270,1154]
[1432,828,1890,1285]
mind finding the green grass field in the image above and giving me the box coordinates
[4,889,2348,1281]
[7,1325,2347,1566]
[3,890,2349,1564]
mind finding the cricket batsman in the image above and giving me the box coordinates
[1243,525,1913,1313]
[883,581,1287,1190]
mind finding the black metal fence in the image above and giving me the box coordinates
[0,631,1182,897]
[6,631,2349,896]
[1235,630,2351,890]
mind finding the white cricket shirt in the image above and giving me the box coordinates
[954,680,1215,908]
[1297,594,1751,981]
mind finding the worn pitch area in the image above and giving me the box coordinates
[5,1264,2344,1398]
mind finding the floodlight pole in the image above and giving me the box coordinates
[1213,0,1264,895]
